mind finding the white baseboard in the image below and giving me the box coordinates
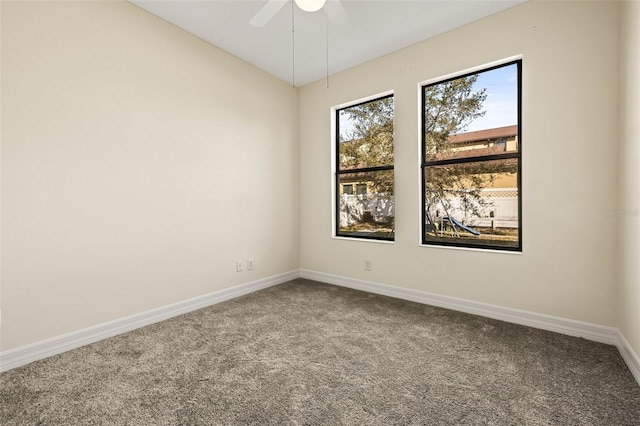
[300,269,640,386]
[616,330,640,385]
[0,270,300,372]
[300,269,618,344]
[3,268,639,388]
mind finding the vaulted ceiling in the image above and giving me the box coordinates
[130,0,526,87]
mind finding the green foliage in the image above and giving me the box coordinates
[339,97,394,195]
[423,75,512,221]
[424,160,517,220]
[424,75,486,156]
[338,76,516,229]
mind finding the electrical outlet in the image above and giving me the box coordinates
[364,259,372,271]
[236,260,244,272]
[247,258,254,271]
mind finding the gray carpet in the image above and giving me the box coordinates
[1,279,639,425]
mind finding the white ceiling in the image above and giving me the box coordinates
[130,0,526,87]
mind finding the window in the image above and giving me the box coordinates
[421,60,521,251]
[335,94,394,240]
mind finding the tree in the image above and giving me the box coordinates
[423,75,516,228]
[338,96,395,235]
[424,75,490,224]
[424,75,486,154]
[338,76,517,236]
[339,97,394,195]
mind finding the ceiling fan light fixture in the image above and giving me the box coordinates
[294,0,326,13]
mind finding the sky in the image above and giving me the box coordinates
[465,62,518,133]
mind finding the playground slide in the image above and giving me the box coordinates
[446,217,481,236]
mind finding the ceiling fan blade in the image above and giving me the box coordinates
[325,0,350,26]
[250,0,289,27]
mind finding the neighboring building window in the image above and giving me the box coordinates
[342,184,354,195]
[421,60,521,251]
[336,94,394,240]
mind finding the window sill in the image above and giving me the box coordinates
[333,236,395,244]
[419,243,522,255]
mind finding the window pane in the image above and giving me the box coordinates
[421,61,521,251]
[424,160,519,249]
[335,94,395,242]
[338,96,394,170]
[424,63,519,162]
[337,170,394,239]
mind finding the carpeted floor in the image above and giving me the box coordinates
[1,279,639,425]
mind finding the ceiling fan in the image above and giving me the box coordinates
[250,0,349,27]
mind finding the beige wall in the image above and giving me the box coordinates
[619,1,640,357]
[299,1,620,325]
[0,1,299,351]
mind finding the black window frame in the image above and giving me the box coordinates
[420,60,522,252]
[335,93,395,241]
